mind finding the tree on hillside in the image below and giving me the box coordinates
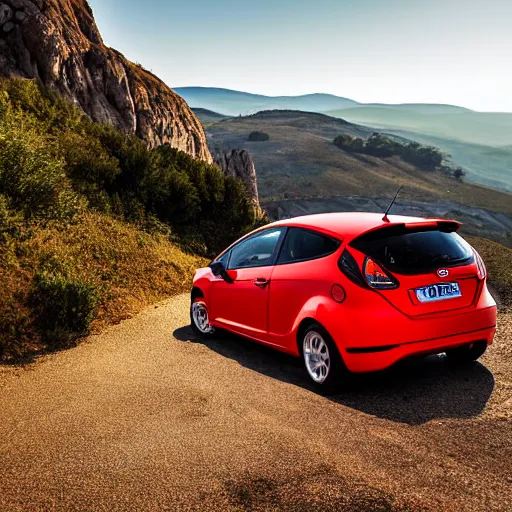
[248,131,270,142]
[333,134,364,153]
[332,131,455,176]
[364,133,401,157]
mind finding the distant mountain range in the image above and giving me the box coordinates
[175,87,512,148]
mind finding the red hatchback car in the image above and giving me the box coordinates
[190,213,497,389]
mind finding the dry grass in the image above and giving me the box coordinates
[29,213,207,329]
[0,212,207,358]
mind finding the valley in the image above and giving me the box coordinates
[182,87,512,195]
[199,109,512,242]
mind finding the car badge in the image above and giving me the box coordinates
[437,268,449,278]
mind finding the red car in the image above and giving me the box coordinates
[190,213,497,389]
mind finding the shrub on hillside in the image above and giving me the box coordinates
[248,131,270,142]
[58,131,121,211]
[0,91,83,220]
[333,132,447,173]
[0,78,84,134]
[0,77,261,359]
[0,194,22,237]
[30,274,100,349]
[333,134,365,153]
[400,141,443,170]
[453,167,466,181]
[0,78,258,256]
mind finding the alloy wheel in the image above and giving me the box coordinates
[191,301,214,334]
[303,330,331,383]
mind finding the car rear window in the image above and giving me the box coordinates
[351,228,473,275]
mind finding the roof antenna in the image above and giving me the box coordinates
[382,186,403,223]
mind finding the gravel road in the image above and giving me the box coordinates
[1,294,511,512]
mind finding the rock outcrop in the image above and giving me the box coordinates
[214,149,261,213]
[0,0,212,162]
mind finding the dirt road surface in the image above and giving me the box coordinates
[1,294,511,511]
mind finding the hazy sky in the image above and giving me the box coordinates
[88,0,512,112]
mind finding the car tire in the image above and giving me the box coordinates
[299,323,347,392]
[445,340,488,364]
[190,299,215,337]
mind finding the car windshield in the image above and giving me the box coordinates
[351,229,473,275]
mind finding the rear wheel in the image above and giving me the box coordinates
[190,299,215,337]
[300,324,346,392]
[445,341,487,364]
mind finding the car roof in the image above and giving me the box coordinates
[267,212,456,240]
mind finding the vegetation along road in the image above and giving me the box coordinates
[1,294,511,512]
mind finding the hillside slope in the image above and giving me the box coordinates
[206,110,512,217]
[375,129,512,193]
[192,107,228,125]
[0,0,211,161]
[0,78,258,360]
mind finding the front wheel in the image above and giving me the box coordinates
[445,341,488,364]
[190,299,215,337]
[300,324,346,392]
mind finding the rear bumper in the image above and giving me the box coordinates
[342,322,496,373]
[324,282,497,373]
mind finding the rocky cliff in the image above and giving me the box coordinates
[0,0,212,162]
[214,149,261,213]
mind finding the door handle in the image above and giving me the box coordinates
[253,278,270,289]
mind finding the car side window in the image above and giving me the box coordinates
[215,251,230,267]
[277,228,340,264]
[228,228,283,269]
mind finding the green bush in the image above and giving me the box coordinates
[30,274,100,349]
[334,132,447,173]
[0,78,259,256]
[0,92,83,220]
[333,134,365,153]
[248,131,270,142]
[0,194,22,234]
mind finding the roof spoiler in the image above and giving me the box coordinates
[351,219,462,244]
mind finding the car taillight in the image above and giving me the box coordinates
[473,249,487,280]
[363,257,399,290]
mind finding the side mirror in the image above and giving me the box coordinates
[209,261,234,283]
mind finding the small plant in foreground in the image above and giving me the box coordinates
[30,274,100,350]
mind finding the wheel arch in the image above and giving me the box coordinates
[191,286,204,303]
[296,317,321,355]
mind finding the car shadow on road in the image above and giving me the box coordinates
[173,326,495,426]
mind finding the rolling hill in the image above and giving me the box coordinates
[176,87,359,116]
[176,88,512,182]
[192,108,228,125]
[175,87,471,117]
[204,109,512,244]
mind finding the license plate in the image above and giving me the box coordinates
[415,282,462,303]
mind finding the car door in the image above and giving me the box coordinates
[268,228,341,350]
[208,228,285,339]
